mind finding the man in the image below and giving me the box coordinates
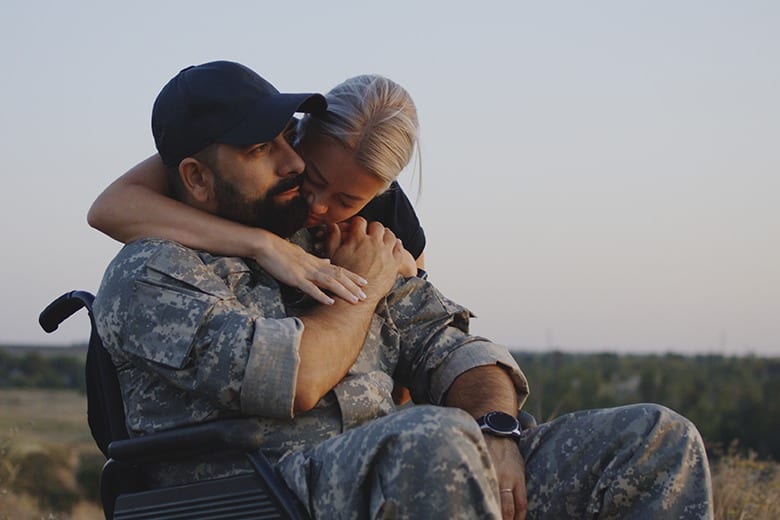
[94,61,713,519]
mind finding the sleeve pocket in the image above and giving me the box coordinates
[123,280,217,369]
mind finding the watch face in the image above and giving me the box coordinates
[485,411,519,433]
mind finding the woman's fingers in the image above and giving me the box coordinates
[297,280,335,306]
[342,267,369,288]
[254,237,367,305]
[284,262,367,305]
[313,264,367,304]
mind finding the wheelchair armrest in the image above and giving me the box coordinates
[108,418,265,464]
[39,290,95,332]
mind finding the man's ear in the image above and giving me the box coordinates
[178,158,215,206]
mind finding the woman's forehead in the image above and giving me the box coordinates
[301,139,385,196]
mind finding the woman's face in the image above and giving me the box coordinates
[297,137,387,227]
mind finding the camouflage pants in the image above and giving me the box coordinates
[277,403,713,519]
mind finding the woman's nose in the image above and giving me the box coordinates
[308,193,328,215]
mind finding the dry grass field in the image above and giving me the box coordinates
[0,388,95,452]
[1,388,778,519]
[0,389,102,520]
[711,445,780,519]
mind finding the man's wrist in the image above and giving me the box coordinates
[476,411,523,440]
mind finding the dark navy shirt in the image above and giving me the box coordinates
[358,182,426,259]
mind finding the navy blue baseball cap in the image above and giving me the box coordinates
[152,60,327,166]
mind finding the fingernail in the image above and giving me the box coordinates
[351,295,359,303]
[359,290,367,300]
[326,297,335,305]
[358,277,368,286]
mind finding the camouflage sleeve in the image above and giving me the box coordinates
[104,240,302,419]
[383,277,529,407]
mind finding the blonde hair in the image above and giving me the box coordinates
[297,75,419,190]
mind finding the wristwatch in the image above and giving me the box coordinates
[476,411,523,440]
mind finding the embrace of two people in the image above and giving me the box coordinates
[89,60,714,519]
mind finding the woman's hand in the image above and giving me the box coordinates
[256,233,367,305]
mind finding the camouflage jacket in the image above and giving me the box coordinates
[93,237,528,462]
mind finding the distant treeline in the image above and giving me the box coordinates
[512,351,780,461]
[0,348,85,392]
[1,347,777,460]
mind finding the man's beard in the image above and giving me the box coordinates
[213,174,309,238]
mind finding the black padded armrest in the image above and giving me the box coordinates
[108,418,265,464]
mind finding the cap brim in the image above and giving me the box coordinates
[219,93,326,146]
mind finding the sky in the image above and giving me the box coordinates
[1,1,777,356]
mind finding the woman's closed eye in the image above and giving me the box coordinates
[338,196,357,209]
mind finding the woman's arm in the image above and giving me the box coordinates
[87,154,367,305]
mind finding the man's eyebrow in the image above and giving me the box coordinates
[238,142,266,154]
[228,143,253,155]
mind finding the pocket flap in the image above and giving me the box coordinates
[123,280,216,369]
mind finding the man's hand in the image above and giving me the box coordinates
[328,218,401,301]
[485,436,527,520]
[394,242,417,277]
[445,365,525,519]
[323,218,418,279]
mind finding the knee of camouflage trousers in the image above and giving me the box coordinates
[618,403,713,519]
[278,405,505,519]
[369,406,503,519]
[522,403,713,519]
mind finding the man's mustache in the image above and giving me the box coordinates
[267,174,304,197]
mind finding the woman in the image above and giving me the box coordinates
[89,74,424,305]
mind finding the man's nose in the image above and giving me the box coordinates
[279,139,305,176]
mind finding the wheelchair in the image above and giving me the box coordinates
[40,290,537,519]
[40,290,307,519]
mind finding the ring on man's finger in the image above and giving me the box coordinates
[500,489,513,493]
